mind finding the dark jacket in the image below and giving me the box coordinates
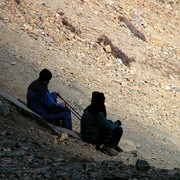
[26,79,65,120]
[81,109,118,143]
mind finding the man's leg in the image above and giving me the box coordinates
[46,118,62,126]
[108,127,123,147]
[47,111,72,130]
[95,132,109,146]
[61,111,72,130]
[95,131,121,156]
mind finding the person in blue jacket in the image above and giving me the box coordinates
[26,68,72,130]
[81,91,123,156]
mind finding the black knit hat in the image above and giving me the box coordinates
[39,69,52,82]
[91,91,105,104]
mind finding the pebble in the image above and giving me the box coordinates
[0,102,9,116]
[11,62,17,65]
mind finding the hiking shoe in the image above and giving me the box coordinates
[113,146,123,152]
[101,145,119,156]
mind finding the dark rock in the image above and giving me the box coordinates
[0,102,9,116]
[136,159,151,171]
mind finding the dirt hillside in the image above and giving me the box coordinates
[0,0,180,174]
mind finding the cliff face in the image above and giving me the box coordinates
[0,0,180,176]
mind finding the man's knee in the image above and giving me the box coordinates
[119,126,123,133]
[112,126,123,136]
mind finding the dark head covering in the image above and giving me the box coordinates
[39,69,52,82]
[85,91,106,117]
[91,91,105,105]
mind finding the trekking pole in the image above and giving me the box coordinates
[57,93,82,121]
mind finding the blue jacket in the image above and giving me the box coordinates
[81,110,119,143]
[26,79,65,120]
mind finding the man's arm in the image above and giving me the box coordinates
[96,112,118,131]
[41,91,66,113]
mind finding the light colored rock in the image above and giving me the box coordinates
[104,45,112,53]
[119,139,137,153]
[57,132,68,142]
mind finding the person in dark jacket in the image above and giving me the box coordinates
[26,68,72,130]
[81,91,123,156]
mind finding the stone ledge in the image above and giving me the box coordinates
[0,91,81,140]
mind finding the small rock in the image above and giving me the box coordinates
[43,36,55,45]
[0,14,4,20]
[0,102,10,116]
[136,159,150,171]
[119,139,137,153]
[11,62,17,65]
[3,147,11,152]
[104,45,112,53]
[57,132,68,142]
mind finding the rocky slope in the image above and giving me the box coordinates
[1,91,180,179]
[0,0,180,178]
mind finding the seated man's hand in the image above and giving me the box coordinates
[61,101,67,108]
[56,92,61,97]
[115,120,122,126]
